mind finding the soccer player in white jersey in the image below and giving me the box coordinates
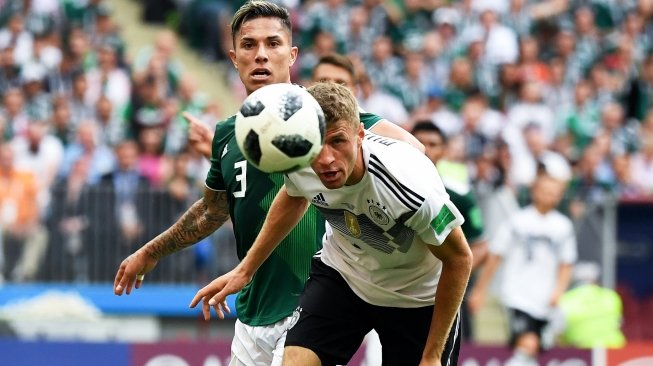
[468,164,577,366]
[190,82,473,366]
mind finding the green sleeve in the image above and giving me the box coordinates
[448,188,485,244]
[359,112,383,130]
[205,116,236,190]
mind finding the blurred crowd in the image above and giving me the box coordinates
[1,0,653,286]
[185,0,653,202]
[0,0,225,284]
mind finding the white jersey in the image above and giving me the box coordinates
[490,205,577,319]
[285,132,464,307]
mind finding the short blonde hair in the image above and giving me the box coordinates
[307,82,359,131]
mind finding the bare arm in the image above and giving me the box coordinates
[467,253,502,313]
[114,187,230,295]
[189,186,310,320]
[370,119,425,153]
[549,263,573,306]
[421,226,473,364]
[470,239,489,271]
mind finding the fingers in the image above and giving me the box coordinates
[114,265,126,295]
[135,274,145,289]
[190,285,232,321]
[182,111,200,125]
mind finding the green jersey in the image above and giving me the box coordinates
[446,187,484,244]
[436,160,484,243]
[205,112,382,326]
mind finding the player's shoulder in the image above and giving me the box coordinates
[364,132,437,190]
[358,111,382,130]
[212,115,236,146]
[214,115,236,134]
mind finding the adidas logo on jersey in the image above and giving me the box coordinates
[311,193,328,206]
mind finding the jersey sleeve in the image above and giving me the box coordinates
[359,112,382,130]
[412,194,465,246]
[283,173,303,197]
[204,118,233,191]
[452,191,485,244]
[401,158,465,245]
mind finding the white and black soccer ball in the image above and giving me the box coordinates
[235,83,326,173]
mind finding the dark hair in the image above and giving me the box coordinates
[231,1,292,46]
[411,120,447,143]
[314,53,356,81]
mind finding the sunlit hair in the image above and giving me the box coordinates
[231,1,292,47]
[307,82,359,131]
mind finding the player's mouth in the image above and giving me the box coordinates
[251,68,271,80]
[319,170,341,184]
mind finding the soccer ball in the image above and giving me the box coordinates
[235,83,326,173]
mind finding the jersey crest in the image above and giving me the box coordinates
[367,199,390,225]
[344,211,361,237]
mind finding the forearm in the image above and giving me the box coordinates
[554,263,573,295]
[239,187,309,276]
[470,239,489,270]
[423,227,473,360]
[424,259,471,359]
[143,191,230,260]
[472,253,501,294]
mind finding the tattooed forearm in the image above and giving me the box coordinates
[144,190,230,260]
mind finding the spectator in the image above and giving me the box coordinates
[629,131,653,196]
[11,120,64,213]
[469,164,577,366]
[0,87,29,139]
[85,43,131,114]
[557,262,626,348]
[21,61,51,121]
[95,95,124,147]
[0,143,48,282]
[0,12,33,67]
[137,126,170,187]
[358,73,409,129]
[59,120,115,184]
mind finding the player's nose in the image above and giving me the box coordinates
[255,44,269,63]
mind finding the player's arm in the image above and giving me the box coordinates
[370,119,425,153]
[470,238,489,270]
[549,262,573,306]
[189,185,310,320]
[114,186,230,295]
[422,226,472,364]
[467,252,502,313]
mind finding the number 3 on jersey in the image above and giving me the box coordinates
[233,160,247,198]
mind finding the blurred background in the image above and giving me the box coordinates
[0,0,652,365]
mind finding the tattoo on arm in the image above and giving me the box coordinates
[144,190,230,260]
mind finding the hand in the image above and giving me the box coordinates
[189,267,252,320]
[184,112,213,159]
[548,290,563,307]
[114,250,159,295]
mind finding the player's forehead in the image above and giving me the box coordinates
[313,63,354,85]
[235,17,290,44]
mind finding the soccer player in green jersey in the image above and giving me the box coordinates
[411,121,489,342]
[114,2,421,365]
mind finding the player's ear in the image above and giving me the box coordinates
[357,122,364,140]
[289,46,298,67]
[229,49,237,69]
